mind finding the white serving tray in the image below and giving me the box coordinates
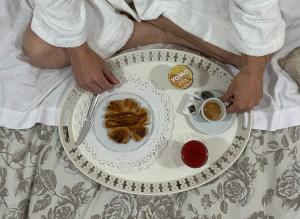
[59,49,252,195]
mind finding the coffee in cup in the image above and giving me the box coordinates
[201,98,226,122]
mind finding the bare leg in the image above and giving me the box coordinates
[146,17,241,67]
[121,21,199,51]
[23,18,240,69]
[23,25,70,68]
[24,21,191,68]
[121,20,241,67]
[23,22,183,68]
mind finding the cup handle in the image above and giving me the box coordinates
[224,101,233,108]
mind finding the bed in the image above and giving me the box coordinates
[1,1,300,218]
[1,45,300,218]
[0,124,299,218]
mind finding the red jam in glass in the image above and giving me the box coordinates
[181,140,208,168]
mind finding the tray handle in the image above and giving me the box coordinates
[242,112,252,131]
[59,109,73,146]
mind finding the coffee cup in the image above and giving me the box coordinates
[200,98,226,122]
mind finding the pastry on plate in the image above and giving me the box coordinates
[104,98,149,144]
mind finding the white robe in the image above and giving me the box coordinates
[31,0,286,56]
[131,0,286,56]
[31,0,134,57]
[0,0,300,130]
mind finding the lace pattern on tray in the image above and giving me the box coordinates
[72,74,174,173]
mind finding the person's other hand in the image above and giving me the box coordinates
[221,54,270,113]
[66,43,119,93]
[221,70,263,113]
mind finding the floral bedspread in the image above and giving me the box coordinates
[0,124,299,219]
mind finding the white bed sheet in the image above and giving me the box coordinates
[0,0,299,130]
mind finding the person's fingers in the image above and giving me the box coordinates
[224,101,233,108]
[226,102,241,113]
[76,77,100,93]
[88,82,103,94]
[255,97,262,106]
[79,83,94,93]
[94,73,113,90]
[228,101,254,113]
[240,109,251,113]
[102,62,119,85]
[240,104,252,113]
[75,79,88,92]
[221,87,233,102]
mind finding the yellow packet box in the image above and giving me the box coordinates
[168,65,193,89]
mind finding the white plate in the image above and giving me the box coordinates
[59,49,252,195]
[71,76,174,173]
[93,93,154,153]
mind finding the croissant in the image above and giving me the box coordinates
[108,127,130,144]
[105,120,121,128]
[105,112,147,126]
[123,98,139,113]
[105,98,149,144]
[106,100,124,113]
[129,126,148,142]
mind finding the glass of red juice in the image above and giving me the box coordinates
[181,140,208,168]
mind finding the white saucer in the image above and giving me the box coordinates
[190,113,235,135]
[189,90,236,135]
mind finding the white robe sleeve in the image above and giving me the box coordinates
[31,0,87,48]
[229,0,286,56]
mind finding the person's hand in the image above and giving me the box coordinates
[66,43,119,93]
[221,70,263,113]
[221,54,270,113]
